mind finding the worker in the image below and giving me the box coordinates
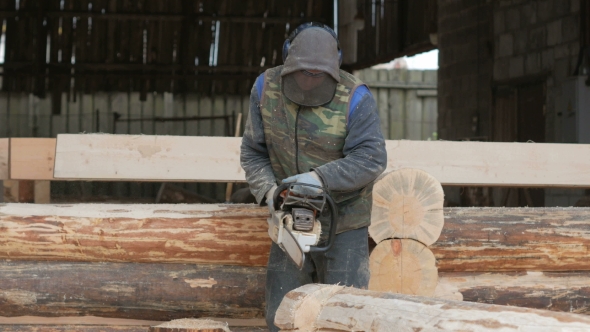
[240,22,387,331]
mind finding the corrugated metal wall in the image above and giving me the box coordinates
[0,68,437,201]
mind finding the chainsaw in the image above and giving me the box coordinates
[269,182,338,269]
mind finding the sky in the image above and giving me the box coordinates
[373,49,439,70]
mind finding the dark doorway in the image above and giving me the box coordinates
[493,81,546,207]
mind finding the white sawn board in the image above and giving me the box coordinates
[54,134,590,187]
[54,134,245,182]
[385,140,590,187]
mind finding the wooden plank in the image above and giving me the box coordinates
[0,261,265,320]
[438,271,590,314]
[405,71,424,140]
[0,138,8,180]
[388,70,406,140]
[33,180,51,204]
[433,207,590,272]
[377,70,390,139]
[53,135,590,187]
[0,203,269,266]
[53,134,245,182]
[385,140,590,187]
[275,284,590,331]
[9,138,56,180]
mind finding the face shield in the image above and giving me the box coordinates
[281,28,341,107]
[282,70,338,107]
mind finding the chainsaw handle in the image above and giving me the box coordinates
[309,193,338,254]
[272,182,339,253]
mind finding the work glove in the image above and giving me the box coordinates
[282,171,323,196]
[265,185,278,215]
[265,185,280,243]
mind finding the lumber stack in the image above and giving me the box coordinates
[274,284,590,331]
[3,134,590,330]
[368,169,444,296]
[4,204,590,318]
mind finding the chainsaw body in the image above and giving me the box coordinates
[270,182,338,269]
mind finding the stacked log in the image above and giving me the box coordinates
[274,284,590,332]
[368,169,444,296]
[4,203,590,325]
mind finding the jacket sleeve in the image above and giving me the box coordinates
[313,92,387,192]
[240,82,277,205]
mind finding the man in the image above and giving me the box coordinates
[240,22,387,331]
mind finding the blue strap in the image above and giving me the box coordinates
[348,85,371,121]
[255,73,265,101]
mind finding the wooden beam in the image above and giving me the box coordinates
[0,203,269,266]
[275,284,590,331]
[9,138,56,180]
[54,135,244,182]
[0,261,265,320]
[52,134,590,187]
[33,180,51,204]
[433,207,590,272]
[385,140,590,187]
[0,11,323,24]
[438,271,590,314]
[0,138,8,180]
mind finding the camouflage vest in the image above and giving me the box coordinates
[259,66,373,234]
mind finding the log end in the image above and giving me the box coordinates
[369,239,438,296]
[370,168,444,246]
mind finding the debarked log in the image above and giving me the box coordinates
[433,207,590,271]
[4,204,590,272]
[275,284,590,331]
[437,271,590,315]
[0,261,265,320]
[0,203,270,266]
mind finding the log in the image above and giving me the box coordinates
[0,316,267,331]
[0,138,7,180]
[369,168,444,246]
[0,203,269,266]
[150,319,230,332]
[0,261,265,320]
[433,207,590,271]
[5,204,590,272]
[9,138,57,180]
[275,284,590,331]
[0,326,147,332]
[438,271,590,314]
[369,239,438,296]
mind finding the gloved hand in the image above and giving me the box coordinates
[265,185,280,243]
[282,171,323,196]
[265,185,278,215]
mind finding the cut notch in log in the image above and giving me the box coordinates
[368,238,438,296]
[370,168,444,246]
[275,284,590,331]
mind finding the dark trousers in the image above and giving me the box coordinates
[264,227,370,331]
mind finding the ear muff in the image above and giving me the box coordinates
[282,22,342,66]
